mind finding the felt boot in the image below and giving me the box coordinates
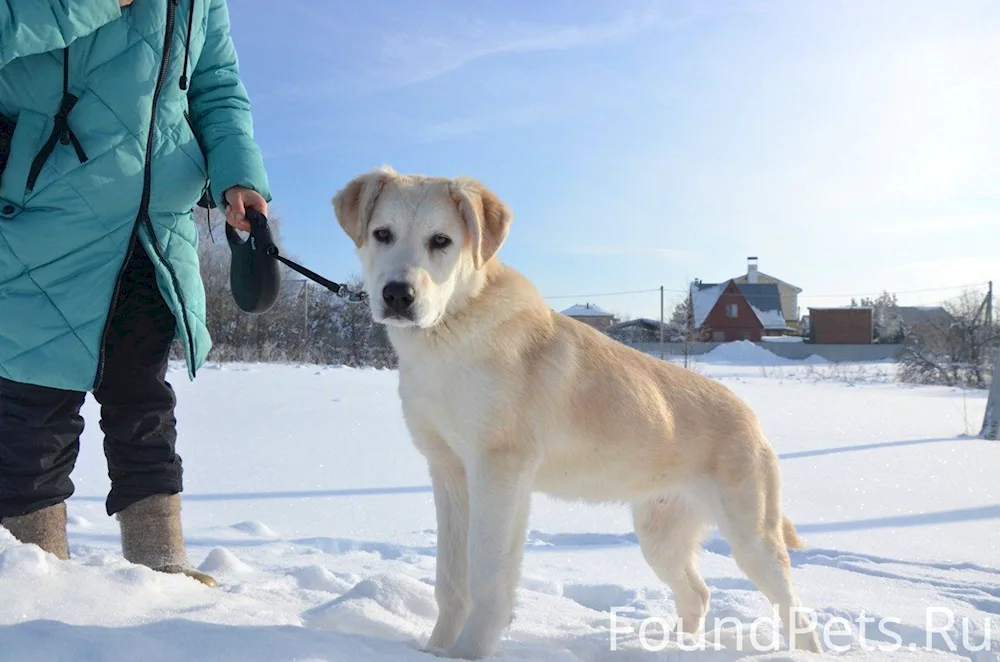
[117,494,216,587]
[1,502,70,560]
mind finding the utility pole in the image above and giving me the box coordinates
[659,286,665,360]
[982,281,999,439]
[303,281,310,344]
[982,354,1000,440]
[988,280,994,329]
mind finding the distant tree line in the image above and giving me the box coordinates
[171,209,397,368]
[175,214,997,390]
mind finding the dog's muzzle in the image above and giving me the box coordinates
[382,281,416,319]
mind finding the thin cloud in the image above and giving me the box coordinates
[562,245,697,262]
[375,4,665,89]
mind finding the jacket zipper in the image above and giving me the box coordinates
[95,0,196,388]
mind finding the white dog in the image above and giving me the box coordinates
[332,167,821,659]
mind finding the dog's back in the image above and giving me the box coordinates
[403,262,771,505]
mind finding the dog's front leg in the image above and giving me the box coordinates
[443,450,536,660]
[425,453,471,651]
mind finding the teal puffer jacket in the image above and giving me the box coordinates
[0,0,270,392]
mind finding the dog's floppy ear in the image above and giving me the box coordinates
[449,177,512,270]
[332,167,396,247]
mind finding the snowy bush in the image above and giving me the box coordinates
[851,291,906,344]
[896,290,997,389]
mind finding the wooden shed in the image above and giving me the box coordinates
[808,307,874,344]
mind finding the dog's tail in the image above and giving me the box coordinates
[781,515,806,551]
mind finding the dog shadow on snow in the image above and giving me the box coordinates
[0,618,783,662]
[64,500,1000,582]
[0,619,431,662]
[777,434,974,460]
[67,499,1000,563]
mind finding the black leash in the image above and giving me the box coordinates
[265,245,368,303]
[226,208,367,314]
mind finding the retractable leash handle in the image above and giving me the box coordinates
[225,209,282,314]
[226,208,368,314]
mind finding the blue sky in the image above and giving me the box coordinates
[227,0,1000,321]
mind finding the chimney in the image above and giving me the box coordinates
[747,256,759,284]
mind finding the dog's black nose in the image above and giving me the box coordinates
[382,281,415,314]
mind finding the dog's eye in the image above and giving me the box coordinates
[373,228,394,244]
[429,234,452,251]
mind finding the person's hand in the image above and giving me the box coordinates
[224,186,269,233]
[120,0,134,7]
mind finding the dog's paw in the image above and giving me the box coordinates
[435,639,496,660]
[420,644,449,658]
[422,644,481,660]
[432,648,473,660]
[419,639,484,660]
[421,632,465,659]
[424,625,457,653]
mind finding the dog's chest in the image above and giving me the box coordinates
[398,362,501,452]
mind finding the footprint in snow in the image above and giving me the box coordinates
[292,565,358,593]
[66,515,94,529]
[706,576,756,591]
[81,552,118,568]
[518,574,563,596]
[199,547,255,577]
[301,573,437,643]
[230,520,279,538]
[562,584,640,612]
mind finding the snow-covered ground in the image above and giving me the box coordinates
[2,343,998,661]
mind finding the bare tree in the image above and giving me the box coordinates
[668,293,700,367]
[897,289,998,389]
[331,276,396,368]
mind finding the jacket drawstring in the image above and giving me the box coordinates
[27,1,196,193]
[180,1,215,212]
[26,47,88,192]
[179,1,195,90]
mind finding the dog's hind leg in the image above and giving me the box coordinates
[714,451,821,653]
[632,495,711,635]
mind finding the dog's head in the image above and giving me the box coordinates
[332,167,512,328]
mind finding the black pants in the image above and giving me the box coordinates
[0,243,182,518]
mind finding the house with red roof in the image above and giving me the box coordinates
[690,279,791,342]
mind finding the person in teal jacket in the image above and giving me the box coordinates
[0,0,270,586]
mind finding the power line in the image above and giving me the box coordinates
[542,282,990,301]
[802,282,990,299]
[543,288,666,300]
